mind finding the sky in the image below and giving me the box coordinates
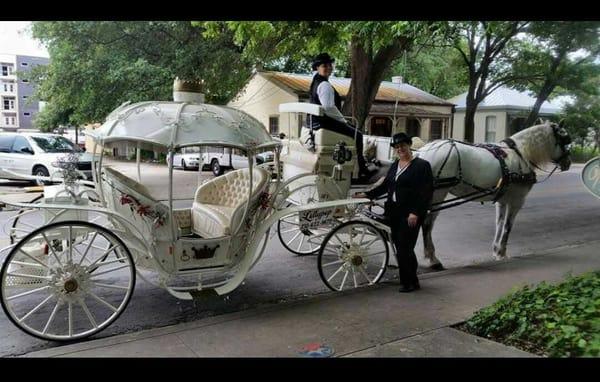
[0,21,49,57]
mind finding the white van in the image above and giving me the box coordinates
[0,132,97,185]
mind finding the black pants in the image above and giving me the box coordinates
[390,218,421,287]
[311,117,367,172]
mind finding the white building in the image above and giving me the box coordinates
[228,71,455,143]
[0,53,49,131]
[448,87,562,143]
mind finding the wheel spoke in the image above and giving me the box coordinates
[286,231,301,246]
[10,261,45,268]
[42,300,61,335]
[93,282,130,291]
[78,231,99,266]
[68,302,73,337]
[7,285,51,301]
[88,264,130,278]
[17,249,50,270]
[87,245,118,269]
[17,295,52,323]
[359,266,374,285]
[79,299,98,329]
[87,292,118,312]
[327,264,346,283]
[339,271,349,291]
[352,267,358,288]
[362,250,387,258]
[280,227,299,234]
[68,225,73,263]
[296,234,305,252]
[322,259,344,267]
[41,232,63,267]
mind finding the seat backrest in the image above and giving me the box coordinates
[194,167,269,208]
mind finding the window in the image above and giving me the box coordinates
[2,83,6,92]
[10,84,13,92]
[0,134,16,152]
[21,62,29,66]
[369,117,392,137]
[430,120,443,140]
[1,65,12,76]
[23,96,28,100]
[22,79,29,83]
[269,115,279,135]
[24,112,31,116]
[406,118,421,138]
[3,118,8,125]
[485,116,497,142]
[10,117,15,125]
[3,98,15,110]
[11,136,33,154]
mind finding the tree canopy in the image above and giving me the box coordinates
[28,21,252,130]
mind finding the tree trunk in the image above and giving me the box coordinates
[341,36,407,132]
[464,106,477,143]
[524,85,555,127]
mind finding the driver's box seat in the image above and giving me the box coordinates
[191,168,269,238]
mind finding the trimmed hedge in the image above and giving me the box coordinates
[463,271,600,357]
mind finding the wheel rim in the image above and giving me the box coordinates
[1,221,135,341]
[35,171,46,186]
[318,221,388,292]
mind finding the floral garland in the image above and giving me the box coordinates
[119,193,166,228]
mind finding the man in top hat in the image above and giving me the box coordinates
[354,132,434,292]
[309,53,375,181]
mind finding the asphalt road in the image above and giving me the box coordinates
[0,162,598,356]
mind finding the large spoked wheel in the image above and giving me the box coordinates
[318,220,389,292]
[1,221,136,341]
[277,184,332,256]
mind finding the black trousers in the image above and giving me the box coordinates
[390,218,421,287]
[311,117,367,172]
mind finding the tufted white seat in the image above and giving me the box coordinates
[191,168,269,238]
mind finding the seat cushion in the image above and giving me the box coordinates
[191,203,235,237]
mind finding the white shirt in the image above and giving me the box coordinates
[316,81,347,124]
[392,160,412,202]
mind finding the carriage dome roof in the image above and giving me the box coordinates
[89,101,278,151]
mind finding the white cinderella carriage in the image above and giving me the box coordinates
[0,85,393,342]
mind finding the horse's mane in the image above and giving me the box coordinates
[509,123,556,166]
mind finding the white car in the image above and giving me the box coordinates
[201,147,275,176]
[0,132,97,185]
[167,146,201,170]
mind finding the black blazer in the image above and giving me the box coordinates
[365,157,434,220]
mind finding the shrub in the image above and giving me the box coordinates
[463,271,600,357]
[570,145,599,163]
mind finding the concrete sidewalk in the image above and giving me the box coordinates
[23,240,600,358]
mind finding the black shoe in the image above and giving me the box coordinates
[413,280,421,290]
[399,284,417,293]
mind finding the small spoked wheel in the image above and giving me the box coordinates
[1,221,136,341]
[318,220,389,292]
[277,184,330,256]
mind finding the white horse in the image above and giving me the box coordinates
[415,122,572,270]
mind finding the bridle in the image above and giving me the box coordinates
[501,123,572,181]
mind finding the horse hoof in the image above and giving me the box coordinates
[430,263,445,271]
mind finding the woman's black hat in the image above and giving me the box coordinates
[391,132,412,147]
[312,53,335,70]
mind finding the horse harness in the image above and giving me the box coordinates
[429,139,537,212]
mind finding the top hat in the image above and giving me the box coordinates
[391,132,413,147]
[312,53,335,71]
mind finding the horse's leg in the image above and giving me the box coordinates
[422,190,447,270]
[422,211,444,270]
[493,191,527,260]
[492,202,508,259]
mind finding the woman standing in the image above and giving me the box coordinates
[354,132,434,292]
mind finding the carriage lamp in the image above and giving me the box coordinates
[332,141,352,165]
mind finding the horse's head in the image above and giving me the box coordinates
[550,122,572,171]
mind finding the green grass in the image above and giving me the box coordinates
[462,271,600,357]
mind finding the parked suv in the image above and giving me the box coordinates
[0,132,97,185]
[166,146,201,170]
